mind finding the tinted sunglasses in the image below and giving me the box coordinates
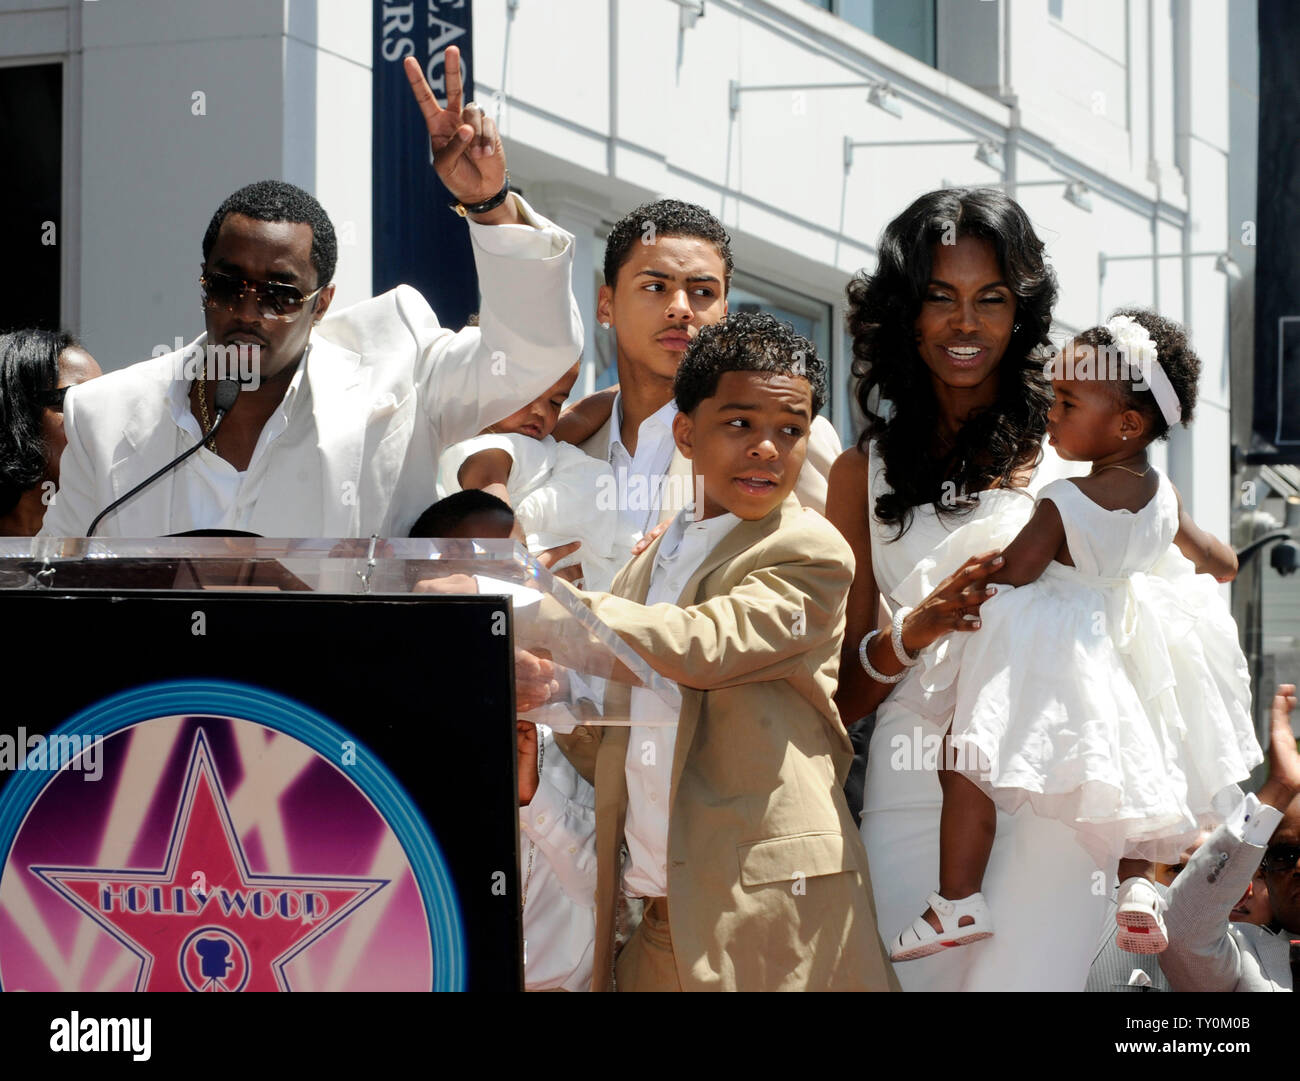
[1262,843,1300,874]
[200,271,325,321]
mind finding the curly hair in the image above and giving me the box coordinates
[674,311,826,415]
[603,199,733,293]
[1071,308,1199,441]
[0,328,75,517]
[202,179,338,288]
[848,188,1058,537]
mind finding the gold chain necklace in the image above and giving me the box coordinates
[195,377,217,453]
[1090,462,1151,479]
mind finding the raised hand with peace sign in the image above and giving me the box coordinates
[403,45,519,226]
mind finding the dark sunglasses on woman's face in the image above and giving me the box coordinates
[36,386,68,412]
[200,270,325,321]
[1262,843,1300,874]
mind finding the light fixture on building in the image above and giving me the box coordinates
[1064,181,1093,212]
[1099,249,1243,281]
[975,140,1005,174]
[667,0,705,30]
[844,136,1005,174]
[867,81,903,119]
[1215,252,1243,280]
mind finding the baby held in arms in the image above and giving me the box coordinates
[437,361,630,586]
[887,309,1261,964]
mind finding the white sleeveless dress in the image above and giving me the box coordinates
[859,440,1109,992]
[920,471,1261,868]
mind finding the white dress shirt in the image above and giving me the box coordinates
[519,724,597,992]
[606,393,680,540]
[162,348,312,534]
[621,507,740,899]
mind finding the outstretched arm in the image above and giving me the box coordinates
[1161,685,1299,991]
[553,387,618,447]
[1171,484,1238,582]
[987,498,1068,586]
[456,447,513,507]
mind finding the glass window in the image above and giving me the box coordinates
[834,0,936,67]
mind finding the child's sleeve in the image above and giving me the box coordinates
[575,525,854,691]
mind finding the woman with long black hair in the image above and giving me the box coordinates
[827,188,1104,991]
[0,329,100,535]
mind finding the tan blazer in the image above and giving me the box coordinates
[557,495,897,991]
[577,411,841,520]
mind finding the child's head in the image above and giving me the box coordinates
[410,489,517,540]
[671,312,826,521]
[1047,308,1200,462]
[598,200,732,388]
[484,362,581,441]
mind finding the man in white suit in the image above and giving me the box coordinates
[1160,684,1300,992]
[43,48,582,539]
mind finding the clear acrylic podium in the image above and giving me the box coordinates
[0,537,672,992]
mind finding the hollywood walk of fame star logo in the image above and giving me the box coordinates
[31,729,388,991]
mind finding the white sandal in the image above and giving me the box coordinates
[889,891,994,962]
[1115,876,1168,954]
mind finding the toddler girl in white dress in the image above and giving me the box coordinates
[890,310,1262,962]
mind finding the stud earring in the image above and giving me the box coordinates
[1122,435,1128,441]
[1013,322,1022,333]
[600,321,611,329]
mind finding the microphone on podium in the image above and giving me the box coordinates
[86,378,242,537]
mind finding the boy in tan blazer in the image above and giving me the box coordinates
[556,312,896,991]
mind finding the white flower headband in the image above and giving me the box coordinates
[1105,314,1182,427]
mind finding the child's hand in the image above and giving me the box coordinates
[1260,684,1300,810]
[517,720,540,805]
[900,550,1005,654]
[537,540,584,585]
[515,648,558,713]
[631,520,670,556]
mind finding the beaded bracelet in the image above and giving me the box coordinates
[858,629,905,684]
[891,605,921,667]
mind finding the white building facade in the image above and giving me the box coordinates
[0,0,1248,539]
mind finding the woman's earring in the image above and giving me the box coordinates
[600,321,611,329]
[1122,434,1128,441]
[1013,322,1022,333]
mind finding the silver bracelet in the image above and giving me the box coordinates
[858,629,905,684]
[891,606,921,667]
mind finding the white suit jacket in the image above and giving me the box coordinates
[43,197,582,539]
[1160,799,1294,992]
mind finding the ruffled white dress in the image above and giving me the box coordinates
[860,439,1112,991]
[437,433,634,585]
[919,470,1261,867]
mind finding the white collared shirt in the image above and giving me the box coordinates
[621,506,740,899]
[519,724,597,992]
[162,351,313,534]
[606,393,680,540]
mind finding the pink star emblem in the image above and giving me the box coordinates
[33,731,387,991]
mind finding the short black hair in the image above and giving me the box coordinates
[1074,308,1200,441]
[202,180,337,288]
[409,489,516,538]
[674,311,826,415]
[603,199,733,293]
[0,328,77,516]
